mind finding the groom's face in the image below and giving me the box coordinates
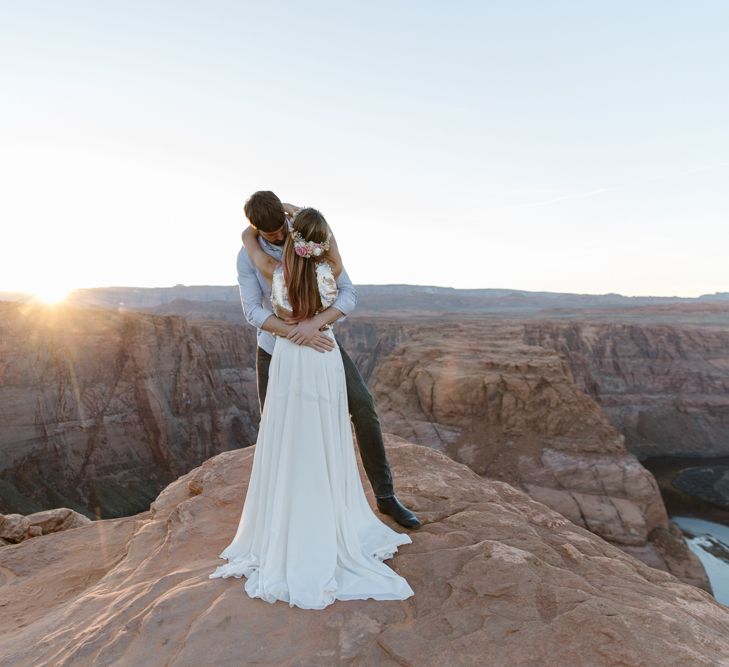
[257,223,286,246]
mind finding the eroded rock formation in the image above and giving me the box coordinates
[0,508,90,545]
[0,304,713,589]
[523,321,729,458]
[0,302,259,518]
[1,436,727,667]
[337,319,709,589]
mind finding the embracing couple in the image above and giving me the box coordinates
[209,190,420,610]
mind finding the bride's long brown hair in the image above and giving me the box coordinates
[283,208,332,321]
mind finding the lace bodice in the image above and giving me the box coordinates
[271,261,338,320]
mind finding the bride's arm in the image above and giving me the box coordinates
[241,226,279,282]
[282,202,301,216]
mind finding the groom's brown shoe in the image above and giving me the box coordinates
[376,495,422,529]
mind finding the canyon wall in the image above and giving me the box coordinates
[522,322,729,458]
[336,319,709,589]
[0,304,713,588]
[0,302,259,518]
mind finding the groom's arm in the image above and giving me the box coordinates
[330,266,356,320]
[237,247,292,336]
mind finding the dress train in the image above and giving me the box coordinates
[209,333,414,609]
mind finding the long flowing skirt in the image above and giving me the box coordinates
[208,333,414,609]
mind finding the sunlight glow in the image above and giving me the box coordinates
[31,285,71,305]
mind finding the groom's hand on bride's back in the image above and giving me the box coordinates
[286,319,335,352]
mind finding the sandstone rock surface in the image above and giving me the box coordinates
[0,508,90,544]
[1,436,728,667]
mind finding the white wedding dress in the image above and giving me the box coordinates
[209,261,414,609]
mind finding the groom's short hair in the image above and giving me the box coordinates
[244,191,286,233]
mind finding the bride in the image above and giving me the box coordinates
[209,207,415,609]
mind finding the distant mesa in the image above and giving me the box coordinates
[700,292,729,301]
[3,284,728,315]
[0,283,722,315]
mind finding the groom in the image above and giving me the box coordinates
[237,190,421,529]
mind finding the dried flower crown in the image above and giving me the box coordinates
[290,229,331,259]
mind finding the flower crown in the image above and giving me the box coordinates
[290,229,331,259]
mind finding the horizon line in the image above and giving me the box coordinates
[1,284,727,301]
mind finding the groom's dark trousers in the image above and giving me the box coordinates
[255,339,395,499]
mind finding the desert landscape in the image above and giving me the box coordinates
[4,3,727,663]
[3,285,729,654]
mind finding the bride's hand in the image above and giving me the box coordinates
[282,202,301,216]
[287,319,334,352]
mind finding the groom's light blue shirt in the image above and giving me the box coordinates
[236,231,357,355]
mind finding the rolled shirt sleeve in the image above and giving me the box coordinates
[237,247,274,329]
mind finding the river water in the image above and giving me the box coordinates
[672,516,729,606]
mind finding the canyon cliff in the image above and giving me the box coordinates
[0,302,260,518]
[1,437,727,667]
[0,303,714,589]
[522,321,729,459]
[336,319,709,590]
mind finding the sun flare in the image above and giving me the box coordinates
[31,286,71,305]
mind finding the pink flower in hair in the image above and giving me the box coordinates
[290,228,331,259]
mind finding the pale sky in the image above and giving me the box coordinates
[1,1,728,300]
